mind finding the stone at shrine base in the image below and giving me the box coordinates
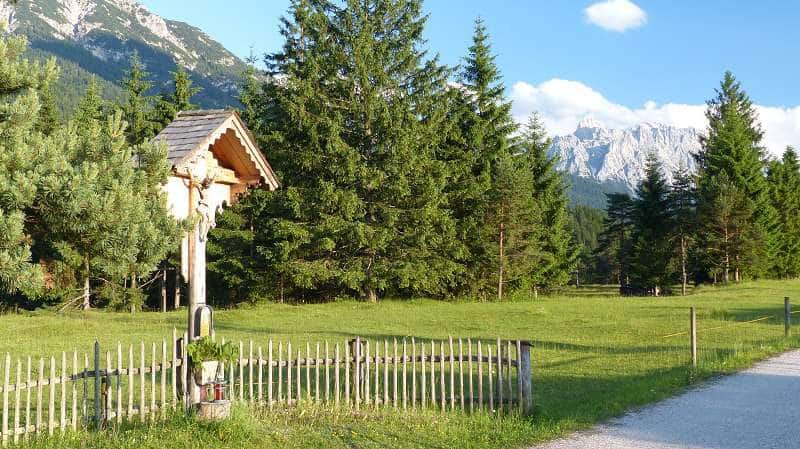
[196,400,231,421]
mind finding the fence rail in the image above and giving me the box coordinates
[0,334,531,446]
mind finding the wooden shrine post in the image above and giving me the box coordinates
[156,110,278,406]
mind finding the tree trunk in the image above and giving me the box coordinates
[130,274,137,314]
[723,226,730,283]
[81,275,90,310]
[160,268,167,313]
[498,221,505,301]
[173,267,181,310]
[681,235,688,296]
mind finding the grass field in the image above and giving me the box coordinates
[4,280,800,448]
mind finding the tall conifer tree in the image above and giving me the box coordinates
[120,53,155,145]
[767,148,800,278]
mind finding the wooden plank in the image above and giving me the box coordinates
[2,354,9,446]
[364,342,370,405]
[478,343,485,410]
[324,341,330,403]
[171,329,177,409]
[296,349,301,403]
[267,340,273,410]
[151,343,157,420]
[257,346,263,403]
[127,346,133,419]
[305,343,311,401]
[71,352,77,430]
[36,358,43,435]
[383,340,389,407]
[507,340,513,410]
[60,352,67,432]
[420,342,426,407]
[140,343,145,422]
[411,338,416,409]
[487,345,493,411]
[374,341,379,406]
[238,341,244,402]
[105,351,112,424]
[116,345,122,423]
[161,340,167,417]
[334,344,340,406]
[496,338,502,412]
[249,341,254,402]
[393,339,398,408]
[516,341,523,413]
[13,359,20,444]
[345,343,350,406]
[49,356,55,435]
[468,339,474,413]
[26,357,32,438]
[449,337,455,410]
[458,339,464,410]
[315,343,320,403]
[286,342,292,405]
[430,342,435,409]
[277,343,283,404]
[353,338,361,411]
[440,341,446,411]
[402,339,407,410]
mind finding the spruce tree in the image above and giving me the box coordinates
[669,166,697,295]
[628,153,673,294]
[597,193,634,287]
[231,0,461,301]
[697,71,776,280]
[767,148,800,278]
[521,114,578,293]
[120,53,155,145]
[153,65,201,130]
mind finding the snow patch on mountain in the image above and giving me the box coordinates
[549,119,701,192]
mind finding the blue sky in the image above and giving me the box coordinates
[141,0,800,154]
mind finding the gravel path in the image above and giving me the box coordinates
[534,350,800,449]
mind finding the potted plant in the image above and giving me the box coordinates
[186,337,237,385]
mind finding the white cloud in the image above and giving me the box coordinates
[510,79,800,157]
[584,0,647,32]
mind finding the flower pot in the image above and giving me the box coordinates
[193,360,220,385]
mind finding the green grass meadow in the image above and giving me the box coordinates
[3,280,800,448]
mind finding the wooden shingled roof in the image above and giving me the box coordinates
[154,109,278,189]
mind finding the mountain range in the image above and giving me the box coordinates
[1,0,248,113]
[549,119,702,208]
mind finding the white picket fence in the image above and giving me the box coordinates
[0,333,532,446]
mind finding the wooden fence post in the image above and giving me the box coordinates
[785,297,791,338]
[517,341,532,414]
[93,342,101,428]
[350,338,361,411]
[2,353,9,447]
[690,307,697,368]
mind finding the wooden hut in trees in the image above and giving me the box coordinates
[155,110,278,340]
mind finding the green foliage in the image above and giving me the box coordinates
[186,337,237,364]
[767,148,800,278]
[119,53,156,145]
[153,65,201,129]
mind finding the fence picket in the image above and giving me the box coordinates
[393,339,398,407]
[488,345,494,411]
[315,343,320,403]
[324,341,330,403]
[296,349,301,403]
[516,340,523,412]
[353,338,361,411]
[345,343,350,406]
[49,356,55,435]
[26,356,32,437]
[36,358,43,436]
[468,339,474,413]
[335,344,340,406]
[140,343,145,422]
[402,339,407,409]
[171,330,177,409]
[2,354,9,446]
[448,337,454,410]
[127,346,133,419]
[507,340,513,410]
[430,342,435,409]
[364,342,370,406]
[374,342,379,406]
[249,341,254,402]
[13,359,20,444]
[258,347,263,403]
[286,342,292,405]
[115,345,121,424]
[105,351,112,422]
[161,340,167,417]
[496,338,502,412]
[420,343,426,407]
[411,338,417,409]
[268,340,273,410]
[383,340,389,407]
[277,342,283,404]
[439,341,445,411]
[151,343,157,420]
[305,343,311,401]
[238,341,244,402]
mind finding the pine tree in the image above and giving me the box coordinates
[0,33,58,296]
[628,153,673,294]
[119,53,155,145]
[521,113,578,293]
[697,71,776,280]
[36,84,181,310]
[767,148,800,278]
[669,166,697,295]
[36,80,60,136]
